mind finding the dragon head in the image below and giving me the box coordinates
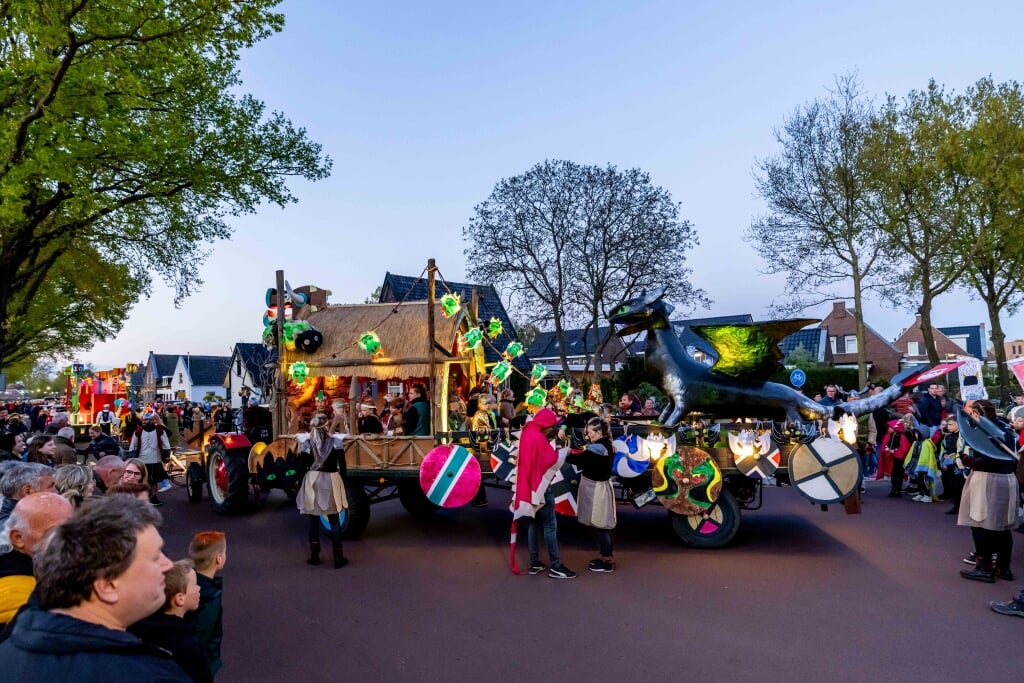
[608,286,675,336]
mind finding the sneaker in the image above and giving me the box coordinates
[588,559,615,573]
[960,567,995,583]
[528,562,546,575]
[990,600,1024,617]
[157,479,173,493]
[862,475,877,482]
[993,567,1015,581]
[963,552,978,565]
[149,495,162,507]
[548,565,577,579]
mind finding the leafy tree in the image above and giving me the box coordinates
[464,160,706,377]
[862,81,974,366]
[746,74,888,388]
[955,78,1024,402]
[0,1,331,376]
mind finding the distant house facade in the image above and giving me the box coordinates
[141,352,231,404]
[226,343,277,409]
[779,327,833,365]
[526,326,632,381]
[894,315,987,366]
[1004,339,1024,361]
[818,302,903,379]
[141,353,179,405]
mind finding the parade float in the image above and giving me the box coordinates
[192,262,960,551]
[62,364,131,438]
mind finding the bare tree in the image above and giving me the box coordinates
[746,73,888,387]
[464,160,707,377]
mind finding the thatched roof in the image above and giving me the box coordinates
[288,301,476,380]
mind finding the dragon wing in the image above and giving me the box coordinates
[691,319,820,381]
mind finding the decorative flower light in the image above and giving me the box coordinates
[460,327,484,352]
[529,363,548,385]
[487,317,504,338]
[441,293,461,318]
[829,414,859,445]
[526,386,547,407]
[557,378,571,396]
[642,434,677,462]
[503,341,524,359]
[491,361,512,383]
[289,362,309,385]
[358,331,381,356]
[728,429,772,458]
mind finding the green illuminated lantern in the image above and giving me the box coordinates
[358,331,381,355]
[289,362,309,385]
[530,363,548,385]
[487,317,504,338]
[557,378,571,396]
[503,341,525,359]
[441,293,461,318]
[491,361,512,383]
[461,327,483,352]
[63,366,73,377]
[526,387,547,407]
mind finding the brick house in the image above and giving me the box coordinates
[894,315,987,365]
[1005,339,1024,361]
[818,302,904,379]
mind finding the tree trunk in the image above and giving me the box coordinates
[918,293,942,367]
[851,270,869,388]
[551,309,572,382]
[985,299,1010,404]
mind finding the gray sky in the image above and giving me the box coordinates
[79,0,1024,370]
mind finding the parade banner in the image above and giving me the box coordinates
[956,355,987,401]
[1007,357,1024,393]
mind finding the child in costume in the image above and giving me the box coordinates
[297,414,349,568]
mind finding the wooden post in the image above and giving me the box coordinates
[427,258,437,435]
[273,270,286,436]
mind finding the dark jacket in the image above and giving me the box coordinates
[0,497,15,530]
[406,398,432,436]
[52,436,77,466]
[87,433,122,459]
[185,574,223,676]
[0,607,189,681]
[566,441,614,482]
[130,612,212,683]
[917,393,943,427]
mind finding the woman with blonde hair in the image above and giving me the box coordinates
[54,464,94,506]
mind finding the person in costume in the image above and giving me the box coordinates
[566,416,617,572]
[510,408,575,578]
[296,415,349,569]
[902,426,939,502]
[958,400,1019,583]
[469,394,500,508]
[882,414,913,498]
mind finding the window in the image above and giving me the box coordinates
[829,336,837,354]
[948,334,969,353]
[907,341,920,356]
[844,336,858,354]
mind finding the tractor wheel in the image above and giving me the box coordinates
[669,489,741,549]
[207,441,249,515]
[397,478,440,517]
[185,463,204,504]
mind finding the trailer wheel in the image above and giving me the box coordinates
[397,478,440,517]
[669,489,741,549]
[207,441,248,515]
[186,463,204,504]
[340,480,370,539]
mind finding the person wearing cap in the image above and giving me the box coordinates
[128,411,172,505]
[96,403,117,436]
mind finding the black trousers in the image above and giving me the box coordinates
[890,458,905,494]
[308,513,342,552]
[970,527,1013,567]
[594,528,613,558]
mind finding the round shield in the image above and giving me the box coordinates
[550,449,580,516]
[788,438,862,504]
[728,431,780,480]
[419,445,482,508]
[613,434,649,478]
[650,446,722,516]
[489,441,517,482]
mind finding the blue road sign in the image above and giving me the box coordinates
[790,368,806,388]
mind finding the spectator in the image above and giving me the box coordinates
[446,397,466,432]
[617,392,642,416]
[883,414,914,498]
[356,403,383,435]
[902,426,939,502]
[187,531,228,676]
[50,427,77,466]
[161,406,182,449]
[0,496,188,680]
[818,384,840,407]
[1007,393,1024,422]
[122,458,149,487]
[0,463,56,529]
[917,383,944,435]
[991,582,1024,618]
[43,409,69,435]
[105,481,150,501]
[386,396,407,435]
[0,433,25,462]
[0,492,74,627]
[129,560,211,683]
[641,397,659,417]
[25,435,55,466]
[53,465,94,507]
[92,455,126,496]
[498,389,516,428]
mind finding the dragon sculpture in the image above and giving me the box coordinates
[609,287,925,427]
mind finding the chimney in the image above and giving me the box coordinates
[831,301,845,317]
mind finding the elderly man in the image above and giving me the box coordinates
[51,427,78,466]
[0,493,74,626]
[0,496,189,680]
[0,463,56,529]
[92,455,126,496]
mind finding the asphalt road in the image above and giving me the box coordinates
[156,479,1024,683]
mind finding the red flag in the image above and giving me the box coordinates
[902,361,966,387]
